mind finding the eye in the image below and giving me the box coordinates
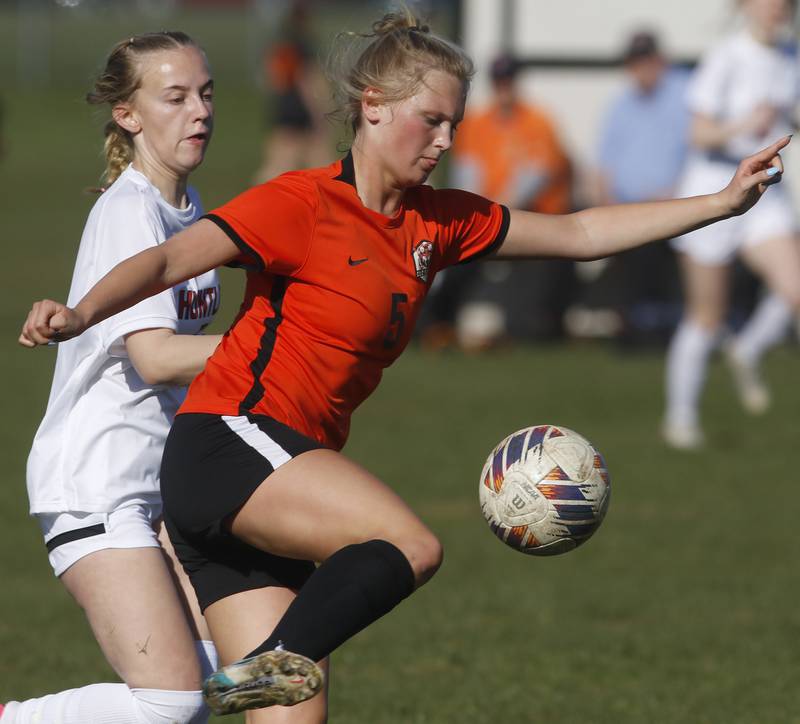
[202,91,214,102]
[169,96,185,105]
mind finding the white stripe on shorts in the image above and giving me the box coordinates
[221,415,292,470]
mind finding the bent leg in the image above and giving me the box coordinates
[204,587,329,723]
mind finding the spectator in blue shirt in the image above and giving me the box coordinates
[592,31,690,345]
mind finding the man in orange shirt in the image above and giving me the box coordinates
[423,54,572,350]
[451,54,571,215]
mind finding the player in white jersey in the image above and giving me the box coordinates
[2,32,222,724]
[663,0,800,449]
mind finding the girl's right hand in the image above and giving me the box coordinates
[19,300,87,347]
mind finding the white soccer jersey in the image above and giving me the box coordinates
[27,165,221,513]
[674,31,799,262]
[687,30,799,160]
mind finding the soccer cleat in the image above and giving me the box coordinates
[203,649,323,715]
[661,420,704,451]
[724,345,770,415]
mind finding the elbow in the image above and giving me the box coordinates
[131,360,174,386]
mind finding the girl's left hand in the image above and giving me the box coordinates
[722,135,790,216]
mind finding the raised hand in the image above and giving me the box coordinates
[721,135,790,217]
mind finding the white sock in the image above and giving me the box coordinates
[1,684,205,724]
[731,293,792,366]
[195,639,219,679]
[665,321,718,427]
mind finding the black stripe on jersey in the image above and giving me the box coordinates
[333,151,356,188]
[239,276,288,415]
[459,204,511,264]
[45,523,106,553]
[202,213,266,272]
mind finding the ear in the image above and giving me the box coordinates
[360,87,385,126]
[111,103,141,135]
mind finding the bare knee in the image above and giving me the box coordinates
[395,531,443,588]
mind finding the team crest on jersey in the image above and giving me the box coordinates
[412,239,434,282]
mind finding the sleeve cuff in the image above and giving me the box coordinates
[459,205,510,264]
[203,213,265,272]
[103,316,178,357]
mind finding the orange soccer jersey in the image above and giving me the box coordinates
[180,154,509,449]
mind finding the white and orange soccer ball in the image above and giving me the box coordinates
[479,425,611,556]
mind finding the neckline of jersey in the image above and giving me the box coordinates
[332,152,407,229]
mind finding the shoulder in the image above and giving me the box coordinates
[662,67,691,94]
[241,169,321,217]
[84,168,156,231]
[407,185,496,219]
[94,167,159,218]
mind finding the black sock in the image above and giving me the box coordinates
[247,539,416,663]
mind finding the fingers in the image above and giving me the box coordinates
[750,135,792,165]
[18,300,72,347]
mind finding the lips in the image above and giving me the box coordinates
[185,132,208,144]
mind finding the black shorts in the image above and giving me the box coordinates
[161,412,324,611]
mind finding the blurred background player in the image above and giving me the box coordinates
[252,0,331,183]
[423,53,573,350]
[592,30,690,346]
[2,32,224,724]
[663,0,800,449]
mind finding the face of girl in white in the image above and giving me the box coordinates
[744,0,793,35]
[369,69,465,189]
[118,45,214,181]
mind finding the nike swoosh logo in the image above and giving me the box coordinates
[348,256,369,266]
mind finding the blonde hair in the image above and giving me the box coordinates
[328,6,474,136]
[87,31,199,187]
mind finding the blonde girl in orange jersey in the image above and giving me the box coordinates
[19,8,789,718]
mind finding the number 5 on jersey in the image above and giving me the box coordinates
[383,292,408,349]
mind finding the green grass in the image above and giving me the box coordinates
[4,340,800,722]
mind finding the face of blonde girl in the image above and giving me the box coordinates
[371,69,466,189]
[126,45,214,179]
[743,0,793,35]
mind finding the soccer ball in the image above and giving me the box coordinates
[478,425,611,556]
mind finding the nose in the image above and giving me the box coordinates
[434,123,453,152]
[192,94,211,122]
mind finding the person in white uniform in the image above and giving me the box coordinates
[663,0,800,449]
[2,32,222,724]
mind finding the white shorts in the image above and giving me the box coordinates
[672,158,796,265]
[36,501,163,577]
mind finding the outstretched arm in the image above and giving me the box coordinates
[495,136,789,261]
[19,218,239,347]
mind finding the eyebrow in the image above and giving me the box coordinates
[162,80,214,93]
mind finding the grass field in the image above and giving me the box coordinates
[2,8,800,722]
[3,340,800,722]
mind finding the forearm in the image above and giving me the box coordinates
[76,246,173,329]
[500,192,731,261]
[571,192,730,259]
[690,115,741,151]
